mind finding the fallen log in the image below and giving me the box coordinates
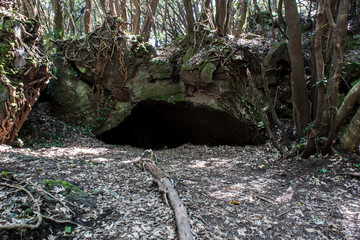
[134,150,193,240]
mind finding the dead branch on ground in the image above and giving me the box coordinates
[133,150,193,240]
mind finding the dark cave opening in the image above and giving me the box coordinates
[98,101,264,149]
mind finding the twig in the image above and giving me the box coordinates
[253,194,275,205]
[276,207,294,218]
[39,214,80,226]
[25,180,75,216]
[337,173,360,178]
[0,183,43,230]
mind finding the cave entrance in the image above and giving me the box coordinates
[98,101,263,149]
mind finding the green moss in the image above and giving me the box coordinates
[76,65,86,73]
[200,62,216,83]
[141,83,185,102]
[182,47,194,64]
[346,35,360,50]
[96,102,132,134]
[41,179,88,202]
[149,61,173,79]
[351,78,360,88]
[168,93,186,103]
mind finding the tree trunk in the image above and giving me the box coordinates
[54,0,63,39]
[302,1,326,157]
[109,0,115,15]
[183,0,195,33]
[84,0,92,34]
[341,107,360,152]
[215,0,228,36]
[132,0,141,35]
[267,0,275,38]
[252,0,266,35]
[23,0,38,19]
[277,0,286,27]
[336,81,360,133]
[141,0,159,42]
[120,0,127,30]
[284,0,309,138]
[199,0,211,25]
[69,0,76,35]
[235,0,247,37]
[323,0,350,151]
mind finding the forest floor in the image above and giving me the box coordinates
[1,103,360,240]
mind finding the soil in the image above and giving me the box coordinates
[1,103,360,239]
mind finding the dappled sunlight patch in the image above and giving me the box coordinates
[275,185,295,203]
[189,160,208,169]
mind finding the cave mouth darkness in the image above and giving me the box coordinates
[98,101,262,149]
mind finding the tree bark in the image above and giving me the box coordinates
[252,0,266,35]
[183,0,195,33]
[341,107,360,152]
[303,1,326,157]
[54,0,63,39]
[132,0,141,34]
[235,0,247,37]
[133,152,193,240]
[215,0,228,36]
[284,0,309,138]
[120,0,127,30]
[267,0,275,38]
[323,0,350,151]
[109,0,115,15]
[141,0,159,42]
[84,0,92,34]
[199,0,211,25]
[22,0,38,19]
[336,81,360,134]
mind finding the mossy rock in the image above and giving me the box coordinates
[263,41,288,68]
[41,179,89,204]
[200,62,216,84]
[148,60,173,80]
[182,47,194,64]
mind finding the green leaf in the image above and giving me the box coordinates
[354,164,360,170]
[65,226,71,233]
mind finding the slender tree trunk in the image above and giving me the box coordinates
[284,0,309,138]
[303,1,326,157]
[183,0,195,33]
[132,0,141,34]
[120,0,127,30]
[54,0,63,39]
[69,0,76,35]
[252,0,266,35]
[277,0,286,27]
[267,0,275,38]
[235,0,247,37]
[109,0,115,15]
[23,0,38,19]
[162,0,169,45]
[215,0,228,36]
[225,0,233,34]
[115,0,121,16]
[84,0,92,34]
[323,0,350,151]
[199,0,211,25]
[141,0,159,42]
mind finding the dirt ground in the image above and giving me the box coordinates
[1,104,360,239]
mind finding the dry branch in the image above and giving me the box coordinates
[0,182,43,230]
[134,150,193,240]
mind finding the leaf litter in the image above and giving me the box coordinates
[0,103,359,239]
